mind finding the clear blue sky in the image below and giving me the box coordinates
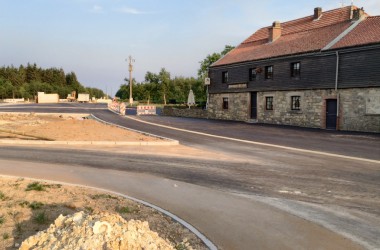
[0,0,379,95]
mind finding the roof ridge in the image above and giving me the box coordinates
[283,20,352,36]
[278,6,353,26]
[242,20,351,45]
[242,6,361,45]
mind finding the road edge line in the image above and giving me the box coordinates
[126,116,380,164]
[91,114,179,145]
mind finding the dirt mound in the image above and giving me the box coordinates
[0,113,162,141]
[20,211,175,250]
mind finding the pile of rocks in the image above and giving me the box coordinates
[20,211,174,250]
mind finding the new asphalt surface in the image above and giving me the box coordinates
[0,102,379,249]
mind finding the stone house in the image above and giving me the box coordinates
[208,6,380,133]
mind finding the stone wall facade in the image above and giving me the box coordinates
[339,88,380,132]
[208,92,250,121]
[207,88,380,133]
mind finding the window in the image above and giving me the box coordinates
[249,68,257,81]
[265,66,273,79]
[291,96,301,110]
[222,71,229,83]
[291,62,301,77]
[266,96,273,110]
[223,97,229,109]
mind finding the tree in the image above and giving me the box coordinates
[158,68,171,105]
[198,45,235,79]
[0,78,13,99]
[25,63,41,83]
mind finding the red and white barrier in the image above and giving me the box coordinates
[108,102,126,116]
[137,105,156,115]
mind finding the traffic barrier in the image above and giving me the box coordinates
[137,105,156,115]
[108,102,126,116]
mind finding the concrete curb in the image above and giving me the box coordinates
[0,174,218,250]
[92,113,179,145]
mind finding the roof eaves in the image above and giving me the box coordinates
[210,45,239,67]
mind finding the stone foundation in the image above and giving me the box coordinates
[208,88,380,133]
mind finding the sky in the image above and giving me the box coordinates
[0,0,379,96]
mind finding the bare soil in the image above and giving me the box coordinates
[0,113,205,249]
[0,113,162,142]
[0,176,204,249]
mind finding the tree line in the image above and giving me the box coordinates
[0,45,234,103]
[116,69,206,105]
[0,63,106,100]
[116,45,234,105]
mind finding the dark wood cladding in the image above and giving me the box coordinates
[338,48,380,88]
[209,46,380,93]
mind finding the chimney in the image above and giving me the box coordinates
[269,21,281,42]
[314,7,322,20]
[352,7,365,21]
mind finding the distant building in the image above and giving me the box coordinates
[208,6,380,132]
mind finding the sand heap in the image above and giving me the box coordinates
[19,211,174,250]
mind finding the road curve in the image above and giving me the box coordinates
[0,159,362,250]
[1,103,379,249]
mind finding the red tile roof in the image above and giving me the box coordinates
[212,6,377,67]
[331,16,380,49]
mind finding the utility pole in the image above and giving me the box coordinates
[127,56,135,105]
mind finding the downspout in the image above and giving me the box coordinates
[335,51,340,130]
[335,51,339,91]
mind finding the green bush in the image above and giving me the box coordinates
[25,182,45,191]
[29,201,44,210]
[33,211,48,224]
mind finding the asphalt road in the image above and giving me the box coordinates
[1,103,379,249]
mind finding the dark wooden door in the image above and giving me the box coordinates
[326,99,337,130]
[251,92,257,119]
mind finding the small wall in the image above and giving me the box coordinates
[96,99,112,104]
[37,92,59,104]
[1,98,25,103]
[162,107,209,119]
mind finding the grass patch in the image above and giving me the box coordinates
[84,206,94,213]
[25,182,45,191]
[0,191,6,200]
[175,243,188,250]
[91,194,117,200]
[15,223,23,236]
[45,184,62,189]
[33,211,48,224]
[19,201,30,208]
[116,206,132,214]
[2,233,9,240]
[0,215,5,225]
[28,201,44,210]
